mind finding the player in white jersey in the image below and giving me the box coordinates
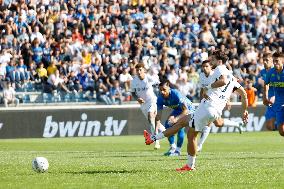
[196,60,244,152]
[131,63,161,149]
[144,51,249,171]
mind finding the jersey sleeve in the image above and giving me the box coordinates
[173,89,188,109]
[156,96,164,110]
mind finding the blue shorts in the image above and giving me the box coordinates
[265,105,276,120]
[165,106,195,129]
[276,105,284,126]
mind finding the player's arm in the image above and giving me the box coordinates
[235,86,249,123]
[155,97,164,126]
[263,83,272,106]
[200,88,205,101]
[225,98,232,110]
[168,104,189,126]
[262,71,273,106]
[131,91,144,104]
[155,110,162,128]
[210,75,228,88]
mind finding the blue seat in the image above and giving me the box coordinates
[22,94,31,103]
[42,93,52,103]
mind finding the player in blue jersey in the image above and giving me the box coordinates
[155,80,195,156]
[260,53,277,131]
[263,52,284,136]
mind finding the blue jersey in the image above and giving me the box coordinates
[157,89,195,114]
[265,68,284,107]
[260,68,275,98]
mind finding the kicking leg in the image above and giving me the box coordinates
[197,125,211,152]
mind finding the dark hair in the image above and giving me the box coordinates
[273,52,284,58]
[263,52,272,59]
[135,63,145,69]
[202,60,211,65]
[159,79,170,87]
[212,50,228,64]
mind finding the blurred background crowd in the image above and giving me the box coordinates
[0,0,283,105]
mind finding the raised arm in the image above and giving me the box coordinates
[235,86,249,124]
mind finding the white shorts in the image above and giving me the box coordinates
[140,101,157,118]
[190,99,222,132]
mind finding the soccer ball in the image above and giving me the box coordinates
[32,157,49,173]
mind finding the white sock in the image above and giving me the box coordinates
[171,143,176,149]
[223,119,240,127]
[176,147,181,152]
[155,132,165,140]
[187,155,196,168]
[198,126,211,148]
[158,124,166,132]
[149,117,156,134]
[155,140,160,145]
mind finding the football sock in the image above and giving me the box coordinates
[155,132,165,140]
[177,127,185,148]
[176,147,181,152]
[187,155,196,168]
[198,126,211,148]
[171,143,177,149]
[149,117,156,134]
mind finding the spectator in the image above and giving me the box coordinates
[36,63,47,82]
[45,70,69,94]
[3,81,19,107]
[119,67,132,93]
[109,80,123,105]
[95,79,112,105]
[245,79,258,107]
[47,61,58,76]
[0,0,282,105]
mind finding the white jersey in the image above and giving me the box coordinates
[199,71,214,88]
[206,65,240,111]
[130,74,159,104]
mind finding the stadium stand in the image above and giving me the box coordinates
[0,0,283,105]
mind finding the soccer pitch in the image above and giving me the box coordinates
[0,132,283,189]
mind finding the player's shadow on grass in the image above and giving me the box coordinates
[67,170,141,174]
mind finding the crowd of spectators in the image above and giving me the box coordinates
[0,0,283,105]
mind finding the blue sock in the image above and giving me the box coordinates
[165,120,175,146]
[168,135,175,145]
[177,128,185,148]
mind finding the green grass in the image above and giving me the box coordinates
[0,132,283,189]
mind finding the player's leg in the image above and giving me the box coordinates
[173,127,184,155]
[276,107,284,136]
[148,111,161,149]
[144,114,190,144]
[192,102,212,152]
[176,126,198,171]
[197,125,211,152]
[143,102,161,149]
[176,107,213,171]
[265,106,277,131]
[164,119,177,155]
